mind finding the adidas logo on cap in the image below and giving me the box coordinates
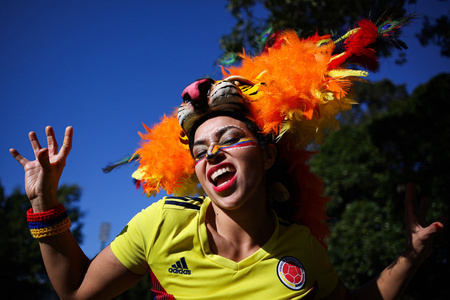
[168,257,191,275]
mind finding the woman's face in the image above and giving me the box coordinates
[192,116,275,211]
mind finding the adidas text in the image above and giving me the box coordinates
[168,257,191,275]
[168,268,191,275]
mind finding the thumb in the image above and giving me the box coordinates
[423,222,445,238]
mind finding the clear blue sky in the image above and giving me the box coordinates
[1,0,448,259]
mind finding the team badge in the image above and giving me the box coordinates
[277,256,306,290]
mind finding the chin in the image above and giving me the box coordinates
[209,191,256,212]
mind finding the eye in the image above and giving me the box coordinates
[219,128,246,145]
[192,143,209,160]
[194,150,207,160]
[221,137,241,146]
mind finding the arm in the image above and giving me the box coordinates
[10,126,143,299]
[323,183,444,300]
[351,183,444,299]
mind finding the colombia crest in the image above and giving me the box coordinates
[277,256,306,290]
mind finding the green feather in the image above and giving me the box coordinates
[102,154,140,173]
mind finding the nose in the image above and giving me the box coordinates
[206,144,222,161]
[181,78,214,105]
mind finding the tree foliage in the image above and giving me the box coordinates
[417,9,450,57]
[0,182,84,298]
[221,0,413,60]
[311,73,450,298]
[340,80,409,125]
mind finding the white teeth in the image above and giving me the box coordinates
[217,179,231,187]
[210,166,234,183]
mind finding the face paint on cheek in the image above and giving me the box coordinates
[195,157,205,166]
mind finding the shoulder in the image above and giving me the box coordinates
[133,196,208,231]
[276,215,327,252]
[119,196,207,234]
[277,215,311,237]
[136,196,206,217]
[161,196,206,211]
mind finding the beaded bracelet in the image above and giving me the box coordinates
[27,204,72,239]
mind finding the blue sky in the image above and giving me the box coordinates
[1,0,448,259]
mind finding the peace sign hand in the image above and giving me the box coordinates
[10,126,73,212]
[404,183,445,263]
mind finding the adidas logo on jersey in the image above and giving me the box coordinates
[168,257,191,275]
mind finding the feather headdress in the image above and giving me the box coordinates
[106,16,410,245]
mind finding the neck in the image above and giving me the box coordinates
[206,196,275,262]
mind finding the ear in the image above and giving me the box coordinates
[263,143,277,170]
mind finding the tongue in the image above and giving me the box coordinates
[216,172,235,186]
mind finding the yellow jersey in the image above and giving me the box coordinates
[111,196,338,299]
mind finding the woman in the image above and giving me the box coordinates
[10,18,444,299]
[9,119,444,299]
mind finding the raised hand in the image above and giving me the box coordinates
[10,126,73,212]
[404,183,445,262]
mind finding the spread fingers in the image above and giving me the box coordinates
[46,126,59,156]
[9,148,29,167]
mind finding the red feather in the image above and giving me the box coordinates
[328,19,380,71]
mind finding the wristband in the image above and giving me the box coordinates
[27,204,72,238]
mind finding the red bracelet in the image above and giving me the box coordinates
[26,204,66,222]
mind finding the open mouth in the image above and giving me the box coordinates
[210,165,236,187]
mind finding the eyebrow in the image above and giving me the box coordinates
[192,125,242,147]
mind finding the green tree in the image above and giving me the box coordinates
[417,11,450,57]
[340,80,409,126]
[311,74,450,298]
[368,74,450,299]
[221,0,412,60]
[0,182,84,298]
[327,200,404,287]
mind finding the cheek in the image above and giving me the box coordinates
[237,148,265,171]
[194,163,206,181]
